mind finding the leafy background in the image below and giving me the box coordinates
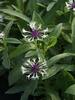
[0,0,75,100]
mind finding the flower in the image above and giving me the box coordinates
[66,0,75,11]
[22,21,48,42]
[21,58,47,80]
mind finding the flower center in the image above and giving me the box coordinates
[72,2,75,8]
[31,29,41,38]
[31,63,39,73]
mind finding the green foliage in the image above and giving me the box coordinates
[0,0,75,100]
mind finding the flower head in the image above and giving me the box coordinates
[66,0,75,11]
[21,58,47,80]
[22,21,48,42]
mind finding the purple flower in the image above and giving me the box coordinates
[66,0,75,11]
[22,21,48,42]
[21,58,47,80]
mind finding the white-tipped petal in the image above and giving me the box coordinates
[27,59,31,64]
[31,73,39,79]
[22,29,30,33]
[22,29,27,33]
[65,2,71,9]
[42,34,48,38]
[29,21,36,29]
[38,24,42,30]
[27,73,32,79]
[73,8,75,11]
[43,28,49,33]
[21,66,28,74]
[69,0,73,4]
[40,71,45,76]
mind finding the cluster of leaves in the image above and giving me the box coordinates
[1,0,75,100]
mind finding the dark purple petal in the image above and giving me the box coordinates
[31,29,41,38]
[31,63,40,73]
[71,2,75,9]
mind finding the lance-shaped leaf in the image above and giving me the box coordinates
[16,0,24,12]
[5,38,22,44]
[21,80,38,100]
[32,11,44,25]
[8,67,22,86]
[9,43,31,59]
[47,1,57,12]
[0,9,30,23]
[47,53,75,67]
[65,84,75,95]
[43,64,75,80]
[2,21,13,69]
[72,17,75,51]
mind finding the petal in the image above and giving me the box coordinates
[29,21,36,29]
[43,28,49,33]
[69,0,73,4]
[73,8,75,11]
[22,28,30,33]
[31,73,39,79]
[65,2,71,8]
[27,73,32,79]
[42,34,48,38]
[21,66,28,74]
[38,24,42,30]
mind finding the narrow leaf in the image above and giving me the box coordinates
[47,2,56,12]
[0,9,30,23]
[47,53,75,67]
[65,84,75,95]
[8,67,22,86]
[72,17,75,51]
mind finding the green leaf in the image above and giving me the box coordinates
[26,0,37,14]
[32,11,44,25]
[51,23,63,37]
[65,84,75,95]
[44,0,66,25]
[21,80,38,100]
[50,92,60,100]
[37,2,46,8]
[43,64,75,80]
[5,38,22,44]
[25,50,36,57]
[47,53,75,67]
[2,21,13,69]
[6,84,25,94]
[2,48,10,69]
[45,36,57,51]
[9,43,31,59]
[47,1,56,12]
[72,17,75,51]
[62,32,72,43]
[4,21,14,38]
[55,71,75,91]
[8,67,22,86]
[16,0,24,12]
[0,9,30,23]
[0,47,4,52]
[43,64,61,80]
